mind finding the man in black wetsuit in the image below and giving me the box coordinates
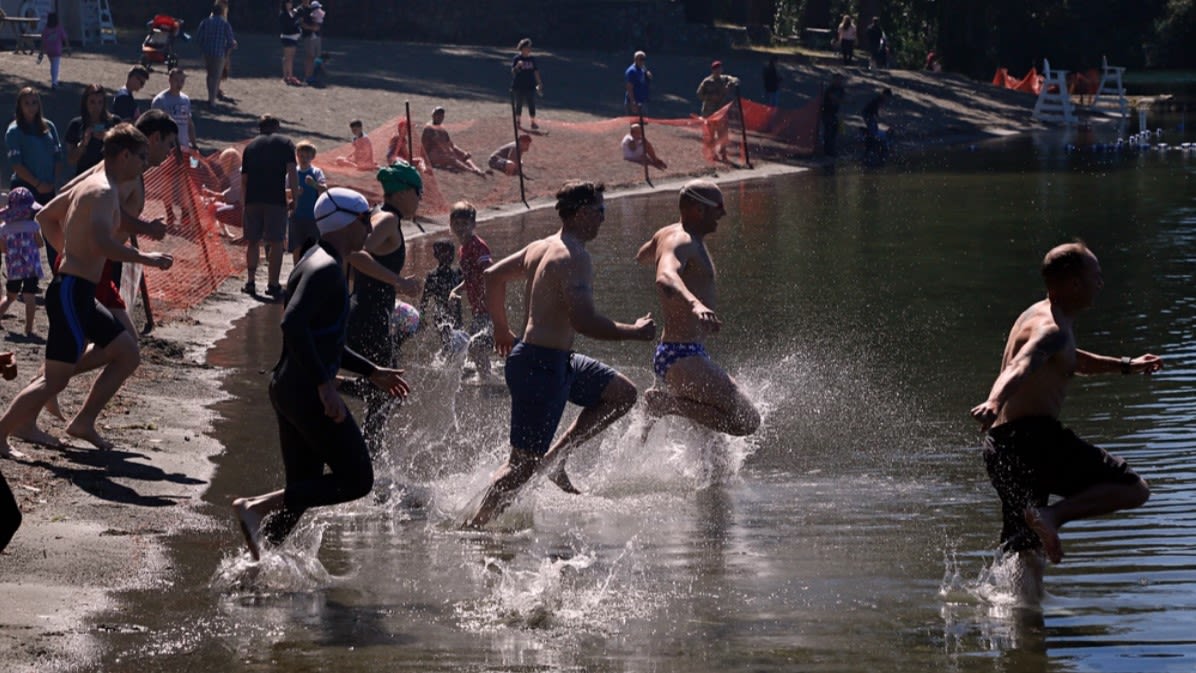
[231,187,409,561]
[344,160,422,457]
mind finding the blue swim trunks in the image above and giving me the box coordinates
[504,341,617,455]
[653,342,708,380]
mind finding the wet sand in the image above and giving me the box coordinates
[0,30,1041,672]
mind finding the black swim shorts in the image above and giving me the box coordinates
[983,416,1141,553]
[504,341,616,455]
[44,275,126,364]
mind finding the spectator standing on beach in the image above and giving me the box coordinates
[862,87,892,138]
[194,3,236,108]
[289,140,325,259]
[866,16,886,69]
[230,187,409,562]
[464,181,654,528]
[6,88,62,269]
[66,84,119,176]
[296,0,322,85]
[762,55,781,107]
[38,12,68,90]
[696,61,738,117]
[624,51,652,115]
[112,66,149,121]
[346,162,422,456]
[447,201,494,379]
[820,73,846,157]
[835,15,856,66]
[511,38,544,130]
[622,123,667,169]
[151,68,197,151]
[241,115,298,298]
[0,188,45,338]
[279,0,302,85]
[489,135,532,176]
[422,107,486,176]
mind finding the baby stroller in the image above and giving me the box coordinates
[141,14,188,71]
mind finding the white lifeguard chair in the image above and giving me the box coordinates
[1090,55,1128,118]
[1032,59,1076,125]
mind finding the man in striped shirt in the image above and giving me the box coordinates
[194,3,236,107]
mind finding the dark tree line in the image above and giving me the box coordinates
[767,0,1195,75]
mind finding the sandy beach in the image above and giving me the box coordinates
[0,29,1042,672]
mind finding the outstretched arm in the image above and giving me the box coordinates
[971,327,1068,429]
[1076,350,1164,375]
[562,256,654,341]
[655,242,720,332]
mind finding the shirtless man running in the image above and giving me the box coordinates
[464,180,655,529]
[635,179,759,436]
[0,124,173,456]
[31,110,177,442]
[971,242,1161,590]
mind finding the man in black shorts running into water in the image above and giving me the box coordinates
[464,180,654,529]
[0,125,173,458]
[231,187,409,560]
[971,241,1162,593]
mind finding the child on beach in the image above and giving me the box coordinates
[0,188,45,339]
[38,12,69,89]
[385,119,428,172]
[201,147,243,238]
[447,201,494,379]
[289,140,326,259]
[336,119,377,171]
[419,240,464,352]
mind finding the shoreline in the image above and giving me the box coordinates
[0,31,1053,673]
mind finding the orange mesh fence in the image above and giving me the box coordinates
[992,67,1043,94]
[314,95,821,215]
[135,151,239,321]
[1067,68,1100,95]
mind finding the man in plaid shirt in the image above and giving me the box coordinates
[194,2,236,107]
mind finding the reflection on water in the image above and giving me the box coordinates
[93,122,1196,672]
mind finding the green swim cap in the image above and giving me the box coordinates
[376,159,423,195]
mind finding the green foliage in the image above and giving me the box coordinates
[769,0,1190,73]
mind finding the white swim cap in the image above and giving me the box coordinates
[314,187,370,235]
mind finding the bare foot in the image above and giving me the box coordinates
[232,498,263,561]
[1024,506,1064,564]
[0,439,29,460]
[547,467,581,495]
[44,394,65,421]
[65,423,116,451]
[12,424,62,448]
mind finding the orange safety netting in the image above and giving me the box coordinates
[992,67,1043,94]
[134,152,239,321]
[1067,68,1101,95]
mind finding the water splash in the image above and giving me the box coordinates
[210,522,334,594]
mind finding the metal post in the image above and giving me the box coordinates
[511,90,528,208]
[735,90,753,169]
[638,108,652,187]
[404,101,414,164]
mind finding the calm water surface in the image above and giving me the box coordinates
[94,125,1196,672]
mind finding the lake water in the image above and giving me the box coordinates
[92,120,1196,672]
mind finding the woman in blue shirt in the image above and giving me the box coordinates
[6,87,62,268]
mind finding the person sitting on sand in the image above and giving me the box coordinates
[384,118,427,172]
[0,125,174,457]
[421,107,486,176]
[335,119,377,171]
[489,135,532,176]
[231,187,409,561]
[636,180,759,437]
[201,147,243,238]
[621,123,667,170]
[971,241,1161,600]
